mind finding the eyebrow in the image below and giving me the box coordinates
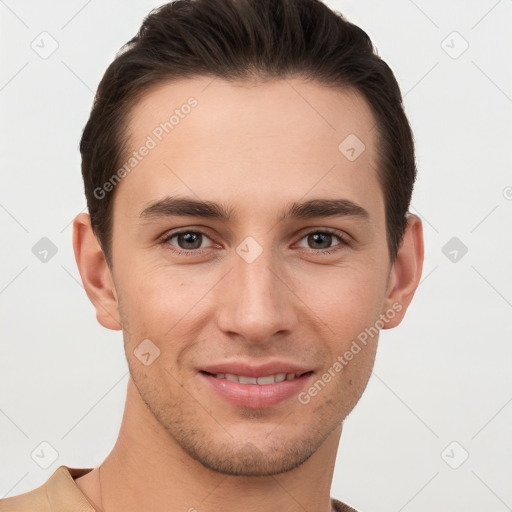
[139,196,369,222]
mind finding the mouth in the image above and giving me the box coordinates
[200,370,313,385]
[198,368,315,408]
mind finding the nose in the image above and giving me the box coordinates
[215,239,299,345]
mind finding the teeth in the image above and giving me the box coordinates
[213,372,296,384]
[238,375,257,384]
[257,375,278,384]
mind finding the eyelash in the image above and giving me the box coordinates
[160,228,350,257]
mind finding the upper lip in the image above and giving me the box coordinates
[200,361,313,378]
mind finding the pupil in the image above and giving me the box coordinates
[311,233,330,249]
[181,232,200,249]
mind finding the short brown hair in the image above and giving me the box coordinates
[80,0,416,266]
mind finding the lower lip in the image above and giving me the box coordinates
[199,372,313,408]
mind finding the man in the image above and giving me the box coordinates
[0,0,423,510]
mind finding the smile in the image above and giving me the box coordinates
[205,372,306,384]
[199,370,314,408]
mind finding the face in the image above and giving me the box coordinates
[102,77,400,476]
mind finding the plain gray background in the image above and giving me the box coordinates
[1,1,511,510]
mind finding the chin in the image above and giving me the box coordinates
[182,437,318,477]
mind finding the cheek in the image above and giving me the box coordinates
[297,263,387,337]
[296,264,385,402]
[116,246,388,361]
[117,265,217,349]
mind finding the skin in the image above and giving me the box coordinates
[72,77,424,512]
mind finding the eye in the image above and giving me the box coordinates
[160,228,350,257]
[296,229,349,255]
[162,230,216,255]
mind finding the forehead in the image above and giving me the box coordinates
[116,77,382,223]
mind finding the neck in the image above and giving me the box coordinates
[83,377,342,512]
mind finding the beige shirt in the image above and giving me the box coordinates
[0,465,358,512]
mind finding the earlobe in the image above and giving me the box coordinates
[382,214,424,329]
[72,213,122,331]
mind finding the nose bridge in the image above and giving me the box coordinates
[216,235,296,342]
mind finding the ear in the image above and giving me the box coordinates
[381,213,424,328]
[72,213,122,331]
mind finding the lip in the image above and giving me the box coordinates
[198,360,314,408]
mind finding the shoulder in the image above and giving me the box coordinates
[0,481,50,512]
[331,497,360,512]
[0,466,95,512]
